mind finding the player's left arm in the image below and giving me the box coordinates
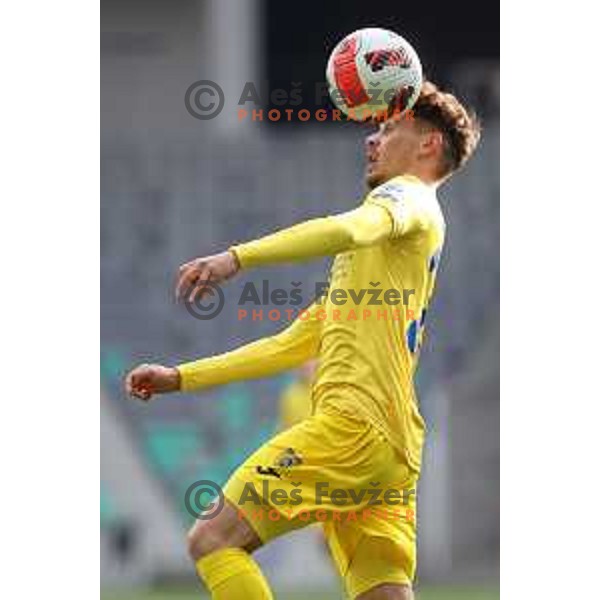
[176,202,394,303]
[125,301,322,400]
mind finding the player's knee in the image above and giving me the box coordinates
[186,521,225,561]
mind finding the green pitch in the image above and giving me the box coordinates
[102,585,499,600]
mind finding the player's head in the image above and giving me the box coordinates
[365,81,481,188]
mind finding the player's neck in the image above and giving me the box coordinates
[398,169,440,189]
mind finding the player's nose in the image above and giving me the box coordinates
[365,132,379,156]
[365,132,378,150]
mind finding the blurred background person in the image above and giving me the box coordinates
[279,360,318,431]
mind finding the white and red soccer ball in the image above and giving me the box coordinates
[326,27,423,121]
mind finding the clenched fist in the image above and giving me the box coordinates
[125,363,181,401]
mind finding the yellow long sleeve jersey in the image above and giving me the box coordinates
[178,175,445,473]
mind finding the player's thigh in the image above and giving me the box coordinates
[324,515,417,600]
[221,414,329,543]
[222,411,391,544]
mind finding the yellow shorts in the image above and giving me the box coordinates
[223,410,418,598]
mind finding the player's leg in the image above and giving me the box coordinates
[187,498,263,558]
[325,526,417,600]
[186,415,334,600]
[322,436,419,600]
[187,500,273,599]
[188,410,406,598]
[188,501,273,600]
[356,583,414,599]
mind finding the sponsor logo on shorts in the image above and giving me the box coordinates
[256,447,303,479]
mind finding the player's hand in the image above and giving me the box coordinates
[125,363,181,402]
[176,251,240,303]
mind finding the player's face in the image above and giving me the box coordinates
[365,118,423,189]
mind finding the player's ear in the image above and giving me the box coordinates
[419,129,445,159]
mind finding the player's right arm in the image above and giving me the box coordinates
[125,302,322,401]
[175,201,395,304]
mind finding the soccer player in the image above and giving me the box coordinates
[125,81,480,600]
